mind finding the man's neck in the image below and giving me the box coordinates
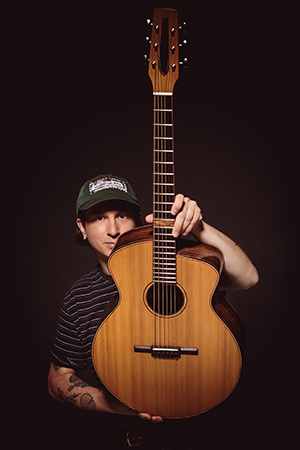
[96,252,110,276]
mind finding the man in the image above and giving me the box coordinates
[48,173,258,425]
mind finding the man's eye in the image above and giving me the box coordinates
[97,216,104,221]
[119,214,127,220]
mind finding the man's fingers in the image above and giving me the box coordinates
[171,193,184,216]
[145,214,153,223]
[139,412,163,423]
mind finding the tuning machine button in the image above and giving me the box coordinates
[179,21,187,32]
[179,57,189,69]
[179,39,188,49]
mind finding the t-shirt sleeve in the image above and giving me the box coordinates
[51,295,88,371]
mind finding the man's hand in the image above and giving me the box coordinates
[138,412,164,423]
[145,193,203,238]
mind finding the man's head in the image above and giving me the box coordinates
[76,174,140,217]
[75,174,140,274]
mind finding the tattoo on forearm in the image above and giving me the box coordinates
[80,393,96,410]
[68,374,89,392]
[58,387,81,407]
[57,375,96,411]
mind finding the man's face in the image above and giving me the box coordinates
[77,200,137,273]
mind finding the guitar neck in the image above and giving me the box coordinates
[148,8,180,285]
[153,92,176,284]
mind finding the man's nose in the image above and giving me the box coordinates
[107,218,120,237]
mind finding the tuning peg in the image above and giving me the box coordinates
[179,39,188,50]
[179,21,187,32]
[179,57,189,69]
[146,18,153,27]
[143,54,149,65]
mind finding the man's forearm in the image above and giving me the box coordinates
[192,221,259,290]
[48,363,137,415]
[48,365,104,411]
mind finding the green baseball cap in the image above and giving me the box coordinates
[76,174,140,216]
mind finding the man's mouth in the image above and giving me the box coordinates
[105,242,116,248]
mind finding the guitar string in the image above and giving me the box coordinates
[154,78,158,349]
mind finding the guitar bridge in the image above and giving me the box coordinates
[134,345,198,359]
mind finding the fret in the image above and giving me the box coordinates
[153,108,172,112]
[153,209,173,213]
[153,92,173,96]
[153,201,174,204]
[154,276,176,281]
[154,137,173,140]
[153,123,173,126]
[154,262,176,266]
[153,275,176,280]
[154,161,173,165]
[153,173,174,176]
[153,276,176,280]
[153,252,176,261]
[153,150,173,153]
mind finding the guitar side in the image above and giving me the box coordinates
[92,226,243,418]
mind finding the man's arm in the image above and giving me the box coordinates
[171,194,259,291]
[191,220,259,291]
[47,363,163,421]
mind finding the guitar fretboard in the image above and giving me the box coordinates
[153,93,176,284]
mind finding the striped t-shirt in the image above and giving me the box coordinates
[51,264,118,388]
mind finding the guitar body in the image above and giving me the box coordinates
[92,226,243,418]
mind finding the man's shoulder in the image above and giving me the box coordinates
[65,265,115,302]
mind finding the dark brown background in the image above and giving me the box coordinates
[9,2,297,449]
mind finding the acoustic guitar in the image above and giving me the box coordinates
[92,7,244,419]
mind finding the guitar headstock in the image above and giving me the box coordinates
[148,8,180,94]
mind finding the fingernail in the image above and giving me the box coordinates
[173,231,179,238]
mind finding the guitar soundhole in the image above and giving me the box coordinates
[145,283,185,316]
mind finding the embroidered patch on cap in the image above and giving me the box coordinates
[89,177,128,195]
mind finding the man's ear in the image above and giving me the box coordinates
[76,218,87,240]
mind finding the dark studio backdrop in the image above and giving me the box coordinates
[9,1,297,449]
